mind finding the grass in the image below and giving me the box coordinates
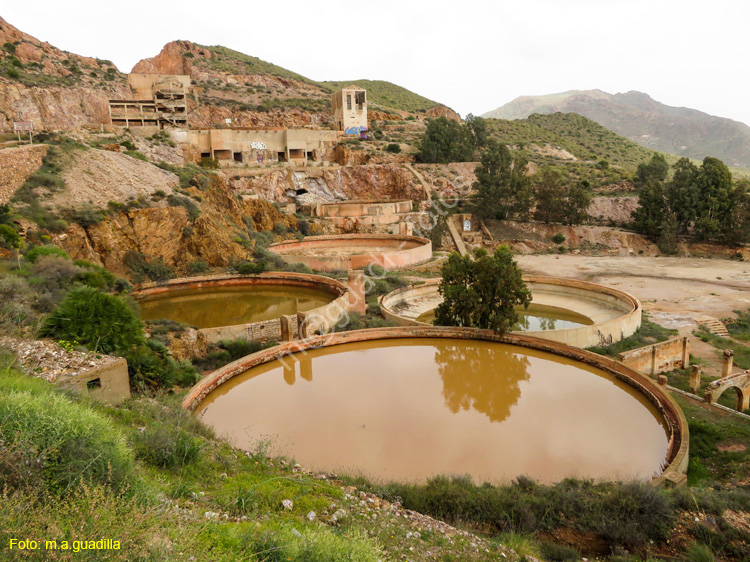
[587,314,678,356]
[695,328,750,370]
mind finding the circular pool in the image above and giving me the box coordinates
[133,273,350,342]
[379,277,642,348]
[269,234,432,272]
[183,327,687,485]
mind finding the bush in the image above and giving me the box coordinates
[73,260,117,290]
[166,194,201,221]
[30,255,82,296]
[297,219,311,236]
[62,204,105,227]
[188,259,209,274]
[551,233,566,244]
[25,244,69,263]
[0,224,21,249]
[385,143,402,153]
[272,221,287,235]
[38,286,144,355]
[133,425,201,469]
[236,261,264,275]
[539,541,581,562]
[192,338,274,371]
[199,156,219,169]
[124,251,174,282]
[0,390,135,493]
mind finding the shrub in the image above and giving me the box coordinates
[124,251,174,282]
[166,194,201,221]
[199,156,219,169]
[297,219,311,236]
[272,221,288,235]
[38,286,144,355]
[551,233,566,244]
[30,255,82,295]
[236,261,264,275]
[0,390,135,493]
[73,260,117,290]
[539,541,581,562]
[132,425,201,469]
[192,338,274,371]
[188,259,209,274]
[25,244,69,263]
[0,224,21,249]
[385,143,402,153]
[62,204,105,227]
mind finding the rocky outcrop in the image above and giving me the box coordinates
[0,144,47,204]
[228,164,426,204]
[54,205,249,276]
[0,17,128,132]
[131,40,194,75]
[425,105,461,121]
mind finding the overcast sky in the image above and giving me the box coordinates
[4,0,750,125]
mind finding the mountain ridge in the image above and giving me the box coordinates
[482,89,750,168]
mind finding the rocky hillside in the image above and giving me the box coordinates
[0,16,128,132]
[483,89,750,168]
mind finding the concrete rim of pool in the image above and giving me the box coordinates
[182,326,688,486]
[269,233,432,272]
[379,276,643,349]
[132,272,351,342]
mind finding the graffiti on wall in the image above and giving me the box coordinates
[250,141,267,150]
[344,126,367,135]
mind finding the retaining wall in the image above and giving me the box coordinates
[270,234,432,272]
[379,276,642,349]
[618,337,689,376]
[133,272,351,343]
[56,358,131,404]
[182,326,688,486]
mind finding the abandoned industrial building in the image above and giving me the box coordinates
[108,74,190,128]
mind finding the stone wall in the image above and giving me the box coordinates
[618,337,690,376]
[0,144,47,204]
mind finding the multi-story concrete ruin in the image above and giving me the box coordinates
[331,87,367,135]
[108,73,190,129]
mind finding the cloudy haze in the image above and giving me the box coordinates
[3,0,749,125]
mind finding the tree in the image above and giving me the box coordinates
[417,117,474,163]
[434,246,531,334]
[472,139,532,221]
[635,154,669,187]
[533,166,563,224]
[664,158,699,235]
[631,180,665,238]
[562,182,591,225]
[465,114,489,149]
[694,156,733,240]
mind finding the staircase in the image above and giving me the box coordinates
[695,315,730,337]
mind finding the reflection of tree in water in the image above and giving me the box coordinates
[435,342,530,423]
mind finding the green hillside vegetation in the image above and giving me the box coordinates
[487,113,656,171]
[197,45,318,85]
[317,79,441,112]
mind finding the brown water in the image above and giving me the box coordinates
[197,338,669,483]
[417,303,593,331]
[138,285,333,328]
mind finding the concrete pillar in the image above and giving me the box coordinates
[657,374,668,386]
[279,315,296,342]
[722,349,734,378]
[297,312,313,340]
[399,222,413,236]
[689,365,702,394]
[681,337,690,369]
[739,389,749,412]
[347,270,367,314]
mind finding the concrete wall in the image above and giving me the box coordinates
[128,73,191,99]
[618,337,689,376]
[184,128,340,163]
[270,234,433,272]
[0,144,48,204]
[379,276,642,349]
[133,272,351,343]
[332,88,367,133]
[182,326,688,486]
[57,358,131,404]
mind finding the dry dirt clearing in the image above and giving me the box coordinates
[517,254,750,375]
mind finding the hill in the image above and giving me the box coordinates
[317,79,441,113]
[483,89,750,168]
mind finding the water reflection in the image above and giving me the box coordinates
[419,303,592,332]
[139,285,333,328]
[435,343,530,422]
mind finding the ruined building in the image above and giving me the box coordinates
[332,87,367,135]
[108,73,190,128]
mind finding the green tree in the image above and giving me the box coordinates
[632,180,665,238]
[472,139,532,221]
[635,154,669,187]
[533,166,563,224]
[562,182,591,225]
[694,156,733,240]
[417,117,474,163]
[664,158,699,234]
[465,114,489,148]
[434,246,531,334]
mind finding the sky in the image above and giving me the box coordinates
[3,0,750,125]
